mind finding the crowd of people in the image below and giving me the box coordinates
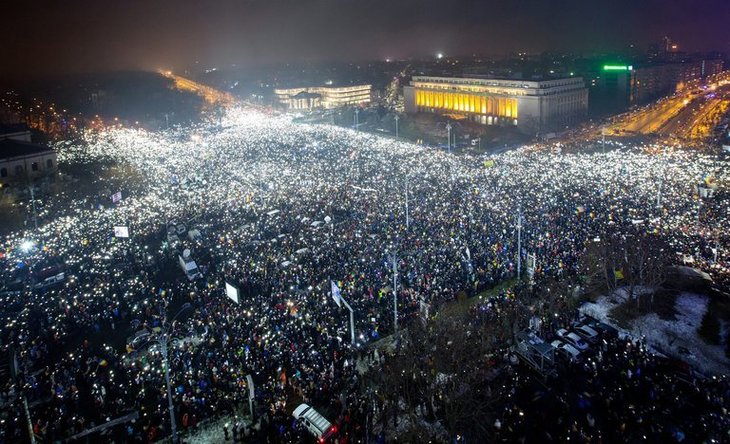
[0,107,728,442]
[497,333,730,443]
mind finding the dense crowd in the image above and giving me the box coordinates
[0,108,728,442]
[496,330,730,442]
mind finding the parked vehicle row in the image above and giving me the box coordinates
[548,316,619,364]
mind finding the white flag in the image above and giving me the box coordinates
[331,280,342,308]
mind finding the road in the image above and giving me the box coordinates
[658,96,730,139]
[608,96,689,135]
[605,71,730,141]
[160,71,239,107]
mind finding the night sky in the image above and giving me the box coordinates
[3,0,729,77]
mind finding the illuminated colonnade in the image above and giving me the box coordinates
[414,90,518,119]
[404,75,589,131]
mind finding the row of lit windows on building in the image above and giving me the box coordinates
[415,90,518,118]
[412,77,584,89]
[547,92,586,104]
[413,82,528,96]
[324,93,372,101]
[274,85,371,97]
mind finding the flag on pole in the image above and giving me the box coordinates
[331,280,342,307]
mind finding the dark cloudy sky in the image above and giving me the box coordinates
[3,0,729,76]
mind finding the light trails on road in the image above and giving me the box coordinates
[160,71,239,106]
[607,79,730,141]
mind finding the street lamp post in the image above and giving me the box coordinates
[404,175,409,232]
[325,217,354,343]
[657,147,667,208]
[394,115,399,139]
[391,251,398,334]
[446,123,452,154]
[153,303,191,444]
[29,186,38,230]
[354,109,360,130]
[516,208,523,280]
[161,339,177,442]
[23,394,36,444]
[339,293,356,345]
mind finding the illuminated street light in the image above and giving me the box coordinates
[20,240,35,253]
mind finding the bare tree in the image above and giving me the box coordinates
[372,303,508,442]
[580,226,671,307]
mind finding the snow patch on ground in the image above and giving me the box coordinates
[170,414,252,444]
[580,290,729,375]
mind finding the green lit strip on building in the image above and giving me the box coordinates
[603,65,633,71]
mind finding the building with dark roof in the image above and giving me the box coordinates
[0,139,57,184]
[0,123,32,142]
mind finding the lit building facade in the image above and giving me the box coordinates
[403,76,588,132]
[701,59,724,79]
[274,85,371,110]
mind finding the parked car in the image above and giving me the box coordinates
[574,325,600,344]
[556,329,589,351]
[582,317,619,340]
[551,340,582,362]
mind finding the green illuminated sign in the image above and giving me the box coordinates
[603,65,633,71]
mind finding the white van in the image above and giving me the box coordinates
[292,403,336,443]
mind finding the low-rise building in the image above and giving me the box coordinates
[274,84,371,110]
[0,139,57,184]
[0,123,32,142]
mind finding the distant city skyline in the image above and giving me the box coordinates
[3,0,729,79]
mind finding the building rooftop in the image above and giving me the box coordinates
[274,83,371,92]
[0,139,54,160]
[0,123,30,135]
[292,91,322,100]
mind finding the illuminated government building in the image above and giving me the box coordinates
[274,84,372,110]
[404,76,588,132]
